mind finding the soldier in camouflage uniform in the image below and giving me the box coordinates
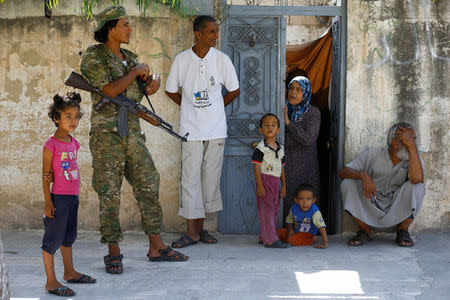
[80,5,188,274]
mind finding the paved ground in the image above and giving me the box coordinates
[1,230,449,300]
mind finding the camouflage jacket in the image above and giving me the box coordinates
[80,44,143,134]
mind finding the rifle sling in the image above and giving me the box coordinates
[136,76,156,113]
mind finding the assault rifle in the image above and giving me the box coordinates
[65,71,188,142]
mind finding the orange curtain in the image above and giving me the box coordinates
[286,30,333,213]
[286,29,332,111]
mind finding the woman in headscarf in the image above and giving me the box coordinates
[283,76,321,220]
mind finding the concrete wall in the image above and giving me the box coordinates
[230,0,332,45]
[345,0,449,232]
[0,0,329,233]
[1,0,448,233]
[287,15,330,45]
[0,0,193,232]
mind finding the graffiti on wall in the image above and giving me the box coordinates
[142,37,171,60]
[362,0,450,69]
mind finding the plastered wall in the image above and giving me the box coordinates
[344,0,449,232]
[1,0,448,233]
[0,0,193,232]
[0,0,331,233]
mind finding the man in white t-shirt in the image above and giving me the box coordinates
[166,15,240,248]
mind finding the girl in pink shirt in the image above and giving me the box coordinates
[41,92,96,297]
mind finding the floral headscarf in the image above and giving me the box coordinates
[286,76,312,123]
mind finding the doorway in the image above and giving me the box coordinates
[219,4,346,235]
[284,24,333,229]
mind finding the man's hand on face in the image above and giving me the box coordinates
[395,126,417,149]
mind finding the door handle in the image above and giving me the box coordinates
[326,138,335,150]
[227,136,259,149]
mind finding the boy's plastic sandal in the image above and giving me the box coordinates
[47,286,75,297]
[104,254,124,274]
[264,240,290,248]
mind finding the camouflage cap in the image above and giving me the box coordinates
[94,5,128,33]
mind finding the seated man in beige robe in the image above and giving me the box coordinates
[339,122,425,247]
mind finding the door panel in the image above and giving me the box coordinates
[327,16,342,234]
[219,15,286,234]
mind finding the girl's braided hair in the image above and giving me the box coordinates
[48,92,82,127]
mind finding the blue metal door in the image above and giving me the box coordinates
[326,16,343,234]
[219,14,286,234]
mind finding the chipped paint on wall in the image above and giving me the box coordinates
[345,0,449,232]
[1,0,448,233]
[0,3,193,232]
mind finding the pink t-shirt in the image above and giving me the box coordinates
[43,135,80,195]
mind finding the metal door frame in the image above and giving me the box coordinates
[221,1,347,233]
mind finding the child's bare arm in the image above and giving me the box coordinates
[280,166,286,199]
[253,164,265,198]
[42,148,55,219]
[314,227,328,249]
[287,223,294,238]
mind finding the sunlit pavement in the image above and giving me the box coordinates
[2,231,449,300]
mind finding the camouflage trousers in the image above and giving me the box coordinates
[90,131,161,244]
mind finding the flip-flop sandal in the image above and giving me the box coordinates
[199,229,218,244]
[66,274,97,283]
[171,233,197,248]
[396,230,414,247]
[264,240,290,248]
[148,246,189,262]
[104,254,124,274]
[348,230,372,246]
[47,286,75,297]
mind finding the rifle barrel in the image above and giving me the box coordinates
[65,71,188,142]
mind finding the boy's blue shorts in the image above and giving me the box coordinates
[41,194,79,255]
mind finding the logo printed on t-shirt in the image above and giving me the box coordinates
[299,217,311,233]
[210,76,216,87]
[193,90,211,108]
[61,161,70,169]
[70,170,78,180]
[59,151,78,182]
[265,164,274,172]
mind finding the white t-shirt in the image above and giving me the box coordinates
[166,47,239,141]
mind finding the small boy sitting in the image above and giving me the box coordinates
[277,184,328,249]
